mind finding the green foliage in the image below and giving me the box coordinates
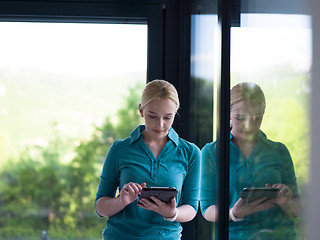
[0,67,145,160]
[0,83,144,239]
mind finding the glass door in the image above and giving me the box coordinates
[230,11,311,240]
[191,0,312,239]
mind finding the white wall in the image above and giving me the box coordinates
[307,0,320,239]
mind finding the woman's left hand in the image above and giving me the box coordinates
[137,196,177,219]
[266,183,293,206]
[273,183,293,206]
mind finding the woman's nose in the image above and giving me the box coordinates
[157,118,164,128]
[244,119,252,129]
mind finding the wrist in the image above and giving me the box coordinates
[117,196,129,208]
[230,207,244,222]
[164,208,178,222]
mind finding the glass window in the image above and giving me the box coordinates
[190,12,218,240]
[0,22,147,239]
[192,1,311,240]
[230,13,311,239]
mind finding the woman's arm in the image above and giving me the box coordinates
[137,196,196,222]
[96,182,146,217]
[176,204,197,222]
[96,196,127,217]
[203,197,276,222]
[203,205,218,222]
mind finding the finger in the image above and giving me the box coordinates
[282,188,292,197]
[122,182,133,191]
[125,184,136,194]
[170,197,176,207]
[134,182,145,193]
[255,199,275,211]
[233,198,245,212]
[238,198,245,204]
[272,183,283,189]
[233,198,244,211]
[121,189,130,196]
[278,185,290,195]
[150,196,163,206]
[285,191,293,199]
[139,198,155,209]
[137,200,148,209]
[128,183,141,194]
[251,197,268,207]
[133,183,142,190]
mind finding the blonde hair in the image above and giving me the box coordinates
[140,79,180,110]
[230,82,266,112]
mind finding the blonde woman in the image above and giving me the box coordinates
[200,82,299,239]
[95,80,200,240]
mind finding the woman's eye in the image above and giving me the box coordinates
[236,117,245,121]
[149,115,156,119]
[164,116,172,120]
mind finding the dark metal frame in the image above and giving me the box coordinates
[216,0,231,238]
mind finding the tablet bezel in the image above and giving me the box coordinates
[139,187,178,203]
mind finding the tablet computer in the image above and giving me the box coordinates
[240,187,279,203]
[140,187,178,203]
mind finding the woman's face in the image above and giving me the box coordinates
[139,98,176,140]
[230,100,264,141]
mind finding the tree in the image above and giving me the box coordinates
[0,82,144,239]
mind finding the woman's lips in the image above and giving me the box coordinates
[153,129,163,134]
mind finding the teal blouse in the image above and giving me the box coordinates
[200,131,299,240]
[95,125,201,240]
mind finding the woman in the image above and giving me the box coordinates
[200,82,299,239]
[95,79,201,240]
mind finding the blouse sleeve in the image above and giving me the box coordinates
[200,142,217,216]
[94,140,121,215]
[179,143,201,212]
[278,143,299,198]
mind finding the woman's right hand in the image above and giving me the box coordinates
[119,182,146,207]
[231,196,275,219]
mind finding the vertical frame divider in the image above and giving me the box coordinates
[216,0,231,239]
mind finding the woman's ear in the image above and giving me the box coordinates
[138,104,144,117]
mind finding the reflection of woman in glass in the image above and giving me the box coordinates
[200,82,299,239]
[95,80,201,240]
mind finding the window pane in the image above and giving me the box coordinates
[229,13,311,239]
[190,13,218,240]
[193,4,311,240]
[0,22,147,239]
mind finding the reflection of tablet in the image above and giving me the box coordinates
[240,187,279,203]
[140,187,178,203]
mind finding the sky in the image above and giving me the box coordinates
[1,15,312,82]
[191,13,312,81]
[0,22,147,78]
[0,22,148,152]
